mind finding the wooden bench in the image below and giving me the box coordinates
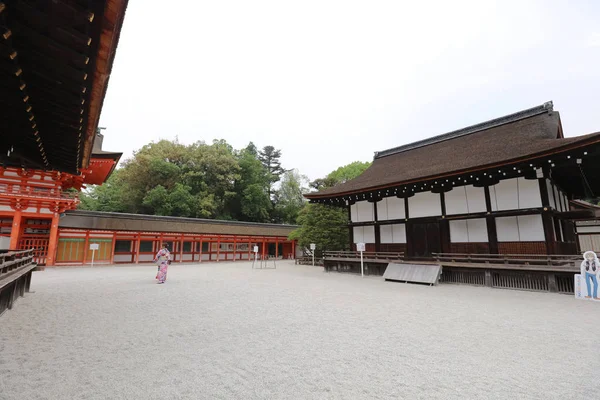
[0,249,37,316]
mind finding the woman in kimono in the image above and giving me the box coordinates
[154,243,171,284]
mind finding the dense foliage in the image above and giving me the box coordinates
[80,139,309,224]
[289,161,371,255]
[81,138,371,252]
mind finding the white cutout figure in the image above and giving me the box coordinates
[581,251,600,300]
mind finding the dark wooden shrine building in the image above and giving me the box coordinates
[306,102,600,258]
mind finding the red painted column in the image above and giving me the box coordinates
[109,232,116,264]
[199,237,203,263]
[83,230,90,264]
[9,209,22,250]
[216,236,221,262]
[233,236,237,262]
[45,212,60,266]
[135,233,141,264]
[275,238,279,258]
[262,239,266,261]
[292,240,295,260]
[179,236,184,263]
[248,239,251,261]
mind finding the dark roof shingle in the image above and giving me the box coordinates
[307,104,600,198]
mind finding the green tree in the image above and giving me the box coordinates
[289,160,371,254]
[273,169,309,224]
[258,145,286,201]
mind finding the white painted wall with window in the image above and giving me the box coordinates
[408,192,441,218]
[496,214,545,241]
[380,223,406,243]
[376,197,405,221]
[449,218,488,243]
[353,225,375,244]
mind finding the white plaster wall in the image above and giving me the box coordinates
[114,254,132,262]
[546,179,556,209]
[496,215,545,242]
[518,178,542,209]
[450,220,469,242]
[408,192,441,218]
[496,216,520,242]
[577,226,600,234]
[380,223,406,244]
[553,185,562,211]
[353,226,375,243]
[468,218,489,242]
[139,254,154,262]
[352,201,373,222]
[493,178,518,211]
[0,236,11,249]
[0,205,12,212]
[392,224,406,243]
[377,197,405,221]
[445,187,468,215]
[350,203,358,222]
[183,254,193,261]
[450,218,488,243]
[466,185,487,213]
[579,235,600,252]
[518,215,545,241]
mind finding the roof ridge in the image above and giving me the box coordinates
[375,101,554,159]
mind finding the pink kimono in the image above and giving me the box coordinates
[154,248,171,284]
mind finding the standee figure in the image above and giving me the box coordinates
[581,251,600,300]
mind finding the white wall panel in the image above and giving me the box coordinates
[496,216,520,242]
[450,220,469,242]
[577,226,600,234]
[387,197,405,220]
[553,185,561,212]
[563,193,569,211]
[363,226,375,243]
[518,215,545,241]
[546,179,556,209]
[518,178,542,209]
[353,226,375,243]
[353,226,364,243]
[493,178,519,211]
[377,199,388,221]
[489,186,498,211]
[466,185,487,213]
[445,187,468,215]
[380,225,393,243]
[450,218,488,243]
[139,254,154,262]
[392,224,406,243]
[380,223,406,243]
[408,192,441,218]
[356,201,373,222]
[350,203,358,222]
[114,255,131,262]
[468,218,489,242]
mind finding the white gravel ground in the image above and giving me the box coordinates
[1,261,599,400]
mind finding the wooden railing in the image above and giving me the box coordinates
[0,249,37,316]
[323,251,404,261]
[432,253,580,269]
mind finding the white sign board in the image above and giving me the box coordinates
[356,242,366,252]
[310,243,316,250]
[89,243,99,251]
[575,274,600,301]
[253,246,259,253]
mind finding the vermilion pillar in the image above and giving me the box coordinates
[45,212,60,266]
[292,240,295,260]
[9,209,22,250]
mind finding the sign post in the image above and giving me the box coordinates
[310,243,316,267]
[356,242,365,277]
[89,243,99,267]
[252,245,259,269]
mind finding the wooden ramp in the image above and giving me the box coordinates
[383,262,442,286]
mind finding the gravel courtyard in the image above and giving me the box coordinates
[1,260,599,400]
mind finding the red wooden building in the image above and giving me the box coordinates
[306,102,600,259]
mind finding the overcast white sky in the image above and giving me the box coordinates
[98,0,600,182]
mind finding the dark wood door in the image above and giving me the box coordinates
[409,222,441,258]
